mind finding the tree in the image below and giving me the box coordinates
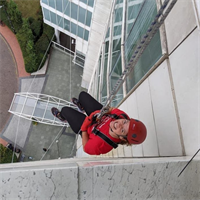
[6,0,22,33]
[0,144,18,163]
[16,18,38,72]
[0,0,7,7]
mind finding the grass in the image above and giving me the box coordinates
[13,0,41,19]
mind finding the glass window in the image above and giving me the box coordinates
[78,6,86,24]
[64,18,70,31]
[106,28,110,39]
[71,2,78,20]
[114,25,122,36]
[50,11,56,24]
[49,0,55,9]
[71,22,77,35]
[43,8,50,21]
[63,0,70,16]
[114,7,123,23]
[86,11,92,27]
[42,0,48,5]
[80,0,87,4]
[57,15,63,28]
[34,101,46,118]
[56,0,62,12]
[78,26,84,38]
[128,4,141,20]
[88,0,94,7]
[84,29,89,41]
[116,0,123,4]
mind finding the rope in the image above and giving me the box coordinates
[98,0,177,118]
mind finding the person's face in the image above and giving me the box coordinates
[110,119,130,137]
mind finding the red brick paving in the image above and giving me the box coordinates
[0,25,30,77]
[0,25,30,145]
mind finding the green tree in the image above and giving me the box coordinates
[0,144,18,163]
[17,19,38,72]
[6,0,22,33]
[0,0,7,7]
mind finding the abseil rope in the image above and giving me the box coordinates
[97,0,177,119]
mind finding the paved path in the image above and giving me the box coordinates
[0,25,30,77]
[0,25,30,144]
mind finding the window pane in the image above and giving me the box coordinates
[88,0,94,7]
[71,2,78,20]
[78,7,86,24]
[64,18,70,31]
[63,0,70,16]
[56,0,62,12]
[84,29,89,41]
[49,0,55,8]
[57,15,63,28]
[71,22,77,35]
[80,0,87,4]
[128,4,141,20]
[86,11,92,26]
[42,0,48,5]
[114,25,122,36]
[114,7,123,23]
[116,0,123,4]
[43,8,50,21]
[78,26,84,38]
[50,11,56,24]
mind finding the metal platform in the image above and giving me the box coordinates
[9,93,78,126]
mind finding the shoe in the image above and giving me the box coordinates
[51,107,67,122]
[71,98,84,111]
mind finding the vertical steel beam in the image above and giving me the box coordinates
[121,0,127,97]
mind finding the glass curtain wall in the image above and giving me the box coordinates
[41,0,92,41]
[90,0,162,107]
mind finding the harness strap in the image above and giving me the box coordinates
[92,127,118,149]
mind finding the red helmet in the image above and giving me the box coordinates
[127,119,147,145]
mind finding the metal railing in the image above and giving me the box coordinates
[52,41,85,68]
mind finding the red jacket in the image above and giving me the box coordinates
[84,108,129,155]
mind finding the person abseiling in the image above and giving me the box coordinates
[51,91,147,155]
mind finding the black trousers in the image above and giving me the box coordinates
[60,91,103,134]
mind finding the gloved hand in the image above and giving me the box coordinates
[81,110,100,132]
[88,110,100,121]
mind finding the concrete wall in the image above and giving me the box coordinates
[81,0,114,88]
[0,157,199,199]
